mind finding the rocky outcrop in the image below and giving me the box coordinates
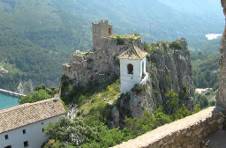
[108,39,194,127]
[149,39,194,105]
[109,80,154,127]
[61,21,194,127]
[217,0,226,110]
[113,107,224,148]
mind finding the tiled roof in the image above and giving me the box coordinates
[0,99,66,134]
[118,45,148,60]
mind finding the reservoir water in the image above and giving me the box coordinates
[0,92,19,110]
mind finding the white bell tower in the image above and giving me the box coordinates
[118,45,148,94]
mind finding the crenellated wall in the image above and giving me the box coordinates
[113,107,224,148]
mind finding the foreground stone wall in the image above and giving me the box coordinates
[217,0,226,109]
[113,107,224,148]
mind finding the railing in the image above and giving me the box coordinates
[0,89,26,97]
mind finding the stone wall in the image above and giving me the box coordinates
[62,37,142,87]
[92,20,113,50]
[217,0,226,109]
[113,107,224,148]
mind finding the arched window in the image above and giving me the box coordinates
[127,64,134,74]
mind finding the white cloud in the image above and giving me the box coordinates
[205,33,222,40]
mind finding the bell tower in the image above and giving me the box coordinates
[118,45,148,94]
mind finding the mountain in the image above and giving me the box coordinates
[0,0,223,90]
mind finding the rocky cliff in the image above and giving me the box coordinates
[108,39,194,127]
[60,22,194,125]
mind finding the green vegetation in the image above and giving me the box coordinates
[44,106,191,148]
[0,0,221,90]
[19,86,56,104]
[144,39,185,54]
[192,51,219,89]
[44,80,201,148]
[77,80,120,116]
[111,34,141,40]
[111,34,141,45]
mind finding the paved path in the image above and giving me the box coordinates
[208,130,226,148]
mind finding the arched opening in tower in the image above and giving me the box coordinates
[127,64,134,74]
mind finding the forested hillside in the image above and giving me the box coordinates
[0,0,223,90]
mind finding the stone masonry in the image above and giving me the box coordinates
[62,20,142,88]
[217,0,226,110]
[113,107,224,148]
[92,20,113,50]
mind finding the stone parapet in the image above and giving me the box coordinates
[217,0,226,109]
[113,107,224,148]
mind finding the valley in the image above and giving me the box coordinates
[0,0,223,91]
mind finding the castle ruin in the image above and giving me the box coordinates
[92,20,113,50]
[61,20,142,98]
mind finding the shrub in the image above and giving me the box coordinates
[164,91,180,114]
[19,88,52,104]
[116,37,125,45]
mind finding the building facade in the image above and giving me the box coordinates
[118,45,148,93]
[0,99,66,148]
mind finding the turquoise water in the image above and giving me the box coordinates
[0,92,19,110]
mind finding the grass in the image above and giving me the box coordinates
[78,80,120,116]
[110,34,141,40]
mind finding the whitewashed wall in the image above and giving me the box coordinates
[0,115,64,148]
[120,58,147,93]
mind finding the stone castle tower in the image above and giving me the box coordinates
[92,20,112,50]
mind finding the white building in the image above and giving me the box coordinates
[118,45,148,94]
[0,99,66,148]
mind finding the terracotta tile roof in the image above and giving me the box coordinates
[118,45,148,60]
[0,99,66,134]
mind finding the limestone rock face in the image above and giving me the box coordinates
[149,39,194,105]
[217,0,226,109]
[108,39,194,127]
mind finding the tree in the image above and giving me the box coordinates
[19,88,51,104]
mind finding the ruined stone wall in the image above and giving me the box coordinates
[92,20,113,50]
[63,38,142,88]
[113,107,224,148]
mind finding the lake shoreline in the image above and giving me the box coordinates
[0,89,25,97]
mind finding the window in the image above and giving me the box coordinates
[4,145,11,148]
[4,134,8,140]
[24,141,29,147]
[108,28,112,35]
[42,128,44,133]
[23,129,26,134]
[127,64,134,74]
